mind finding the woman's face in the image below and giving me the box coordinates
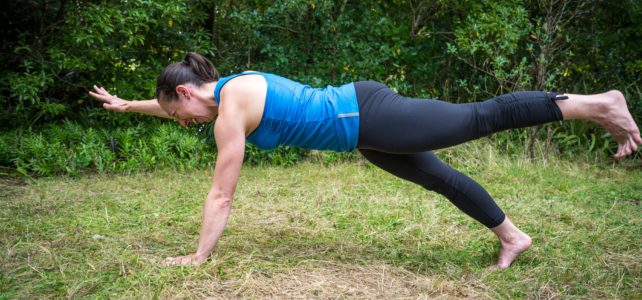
[159,85,216,127]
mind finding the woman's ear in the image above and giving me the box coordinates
[176,85,191,99]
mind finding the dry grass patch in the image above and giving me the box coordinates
[160,261,489,299]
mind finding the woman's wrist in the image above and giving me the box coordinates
[194,251,210,262]
[123,99,133,112]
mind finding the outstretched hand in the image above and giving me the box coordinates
[88,85,129,112]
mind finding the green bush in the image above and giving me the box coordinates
[1,0,640,173]
[2,122,209,176]
[1,121,318,176]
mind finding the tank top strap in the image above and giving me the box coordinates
[213,71,262,104]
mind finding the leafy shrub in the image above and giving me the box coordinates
[244,144,308,167]
[1,0,640,168]
[0,121,321,176]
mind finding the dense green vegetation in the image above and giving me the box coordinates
[1,144,640,298]
[1,0,641,174]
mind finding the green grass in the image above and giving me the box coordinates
[1,142,641,298]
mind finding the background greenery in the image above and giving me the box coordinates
[1,0,641,175]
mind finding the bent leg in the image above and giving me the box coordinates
[359,149,532,268]
[358,149,505,228]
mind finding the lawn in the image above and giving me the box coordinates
[1,144,640,298]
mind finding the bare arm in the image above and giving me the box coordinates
[88,85,171,119]
[163,94,247,266]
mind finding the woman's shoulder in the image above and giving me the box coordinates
[219,73,267,98]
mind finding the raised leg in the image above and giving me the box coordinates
[357,87,641,158]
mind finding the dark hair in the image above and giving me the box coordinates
[156,52,219,102]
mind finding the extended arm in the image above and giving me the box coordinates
[162,98,246,266]
[88,85,171,119]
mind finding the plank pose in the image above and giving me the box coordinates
[90,52,641,269]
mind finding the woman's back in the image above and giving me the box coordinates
[214,72,359,151]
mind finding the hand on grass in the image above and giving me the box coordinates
[162,253,207,266]
[88,85,129,112]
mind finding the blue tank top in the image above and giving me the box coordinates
[213,72,359,152]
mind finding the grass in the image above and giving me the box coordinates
[1,142,640,298]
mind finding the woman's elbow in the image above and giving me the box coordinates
[215,197,233,209]
[208,193,233,209]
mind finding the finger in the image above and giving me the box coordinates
[88,91,106,101]
[621,146,629,157]
[92,85,109,96]
[89,90,102,98]
[629,136,638,153]
[625,138,633,156]
[615,142,624,159]
[626,138,633,155]
[622,140,631,157]
[90,91,111,103]
[92,86,106,95]
[619,140,630,158]
[634,132,642,145]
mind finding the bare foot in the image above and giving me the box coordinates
[592,90,642,159]
[496,230,532,269]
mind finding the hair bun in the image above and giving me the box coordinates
[183,52,217,82]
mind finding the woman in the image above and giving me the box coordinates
[89,52,641,268]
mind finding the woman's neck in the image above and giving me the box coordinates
[199,81,218,109]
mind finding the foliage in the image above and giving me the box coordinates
[1,0,641,175]
[1,120,317,176]
[0,0,209,129]
[2,121,207,176]
[448,0,533,94]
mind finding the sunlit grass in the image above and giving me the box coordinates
[1,141,640,298]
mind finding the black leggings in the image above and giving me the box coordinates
[355,81,565,228]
